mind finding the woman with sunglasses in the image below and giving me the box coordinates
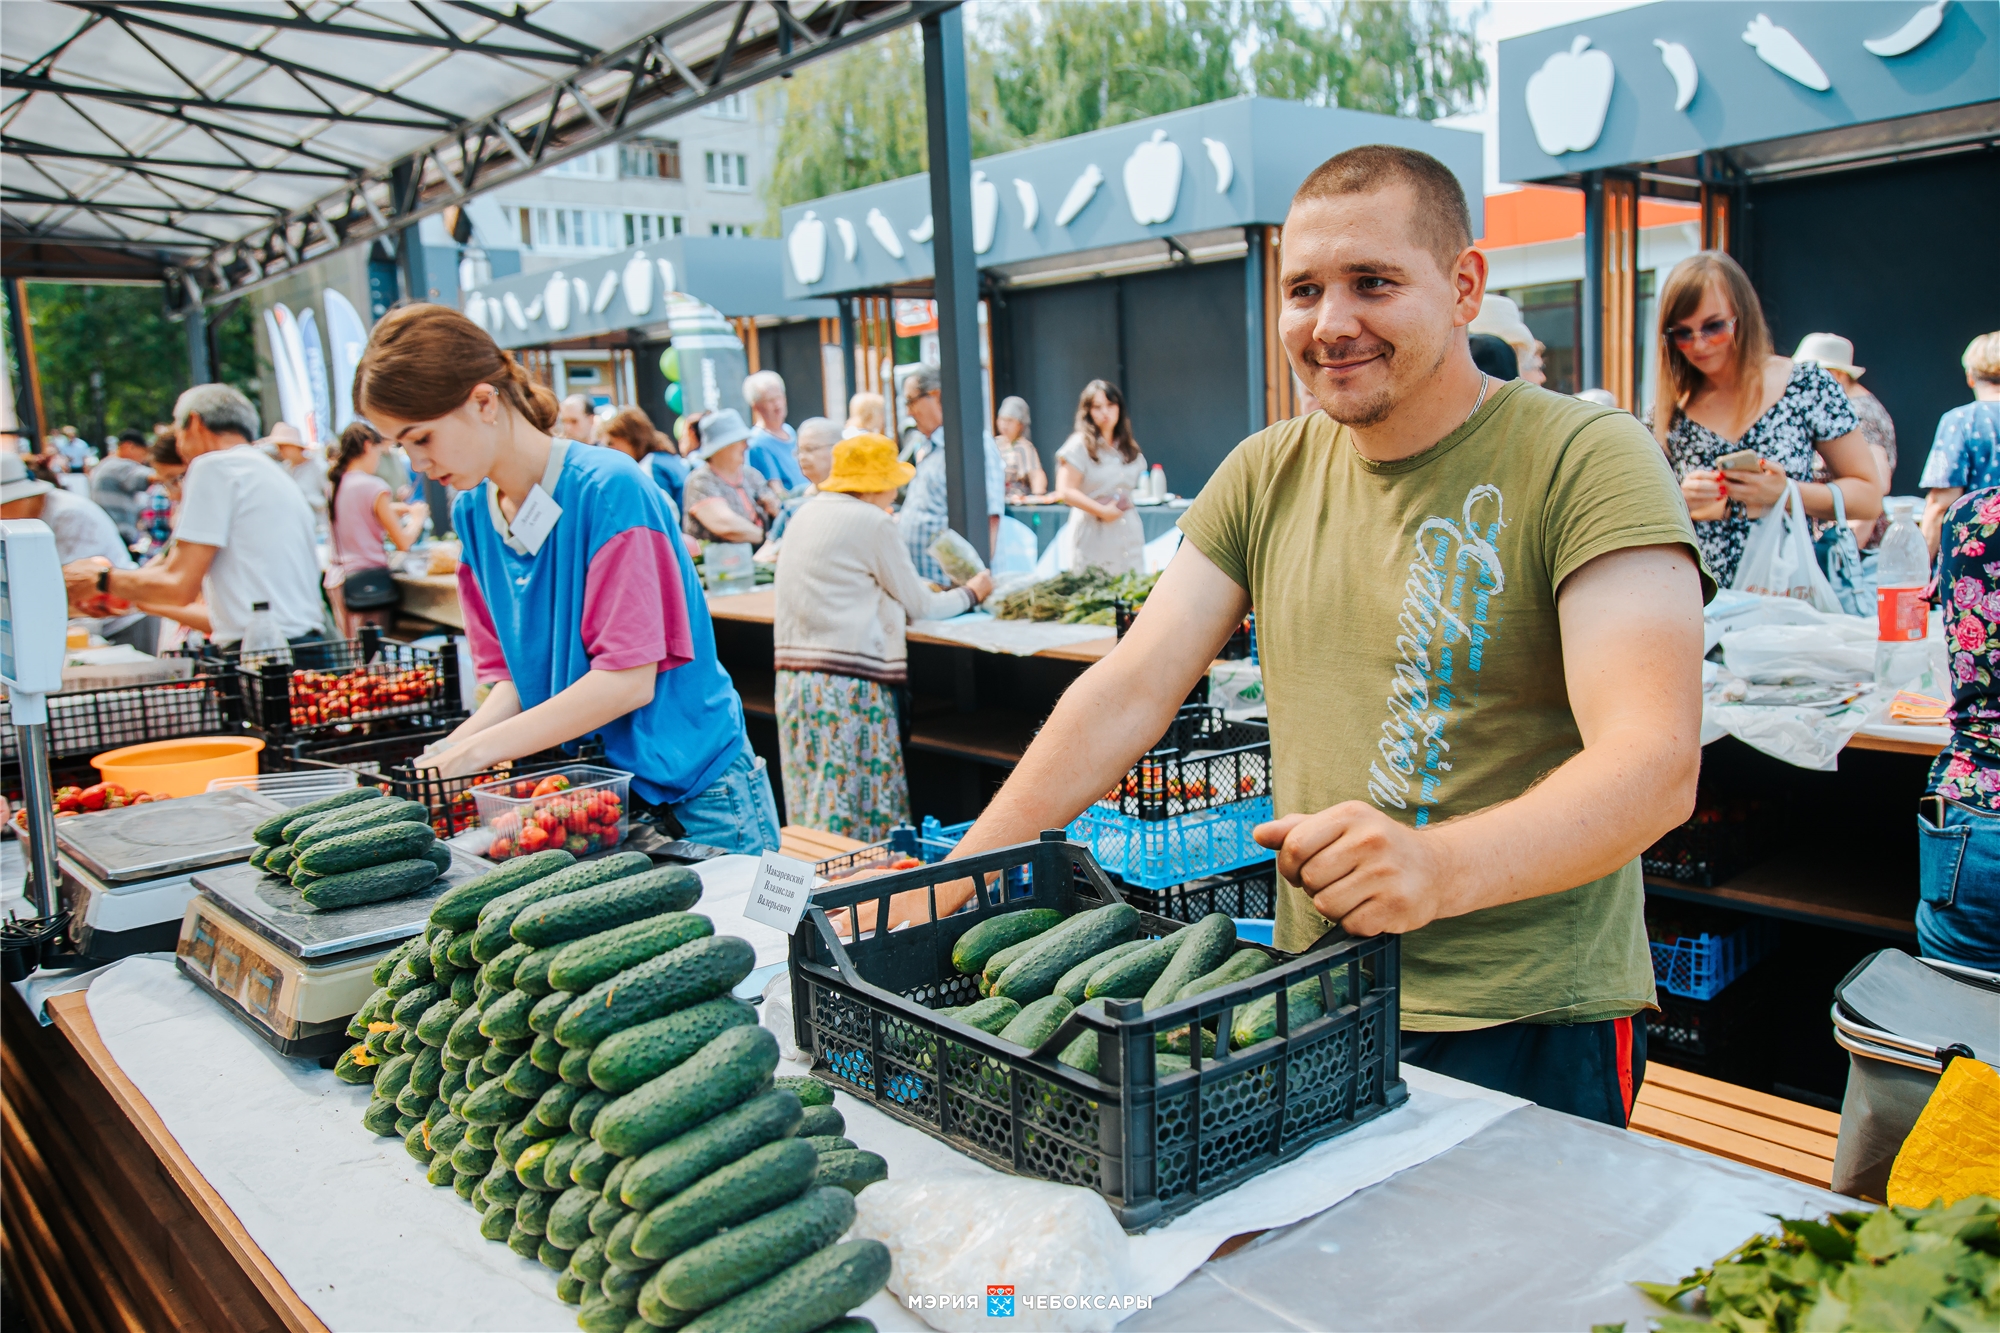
[1654,252,1880,586]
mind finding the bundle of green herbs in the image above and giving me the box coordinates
[1600,1195,1998,1332]
[991,569,1158,624]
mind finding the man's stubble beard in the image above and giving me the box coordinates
[1313,337,1450,430]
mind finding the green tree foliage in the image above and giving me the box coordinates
[765,0,1484,218]
[19,283,257,445]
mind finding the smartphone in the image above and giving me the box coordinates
[1920,794,1947,829]
[1715,448,1764,472]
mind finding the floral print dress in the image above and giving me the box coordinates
[1664,360,1859,586]
[1930,487,2000,810]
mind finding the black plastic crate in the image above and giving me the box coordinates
[791,832,1405,1231]
[283,729,595,838]
[1095,705,1270,821]
[231,629,462,739]
[1642,800,1767,887]
[1112,862,1278,923]
[0,668,234,766]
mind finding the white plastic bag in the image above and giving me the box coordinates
[852,1173,1132,1332]
[1731,479,1843,613]
[1720,619,1876,685]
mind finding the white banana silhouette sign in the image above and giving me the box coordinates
[834,216,857,261]
[1865,0,1947,56]
[1743,13,1831,90]
[865,208,904,259]
[1013,179,1039,229]
[1654,39,1699,112]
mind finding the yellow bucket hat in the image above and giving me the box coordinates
[820,433,916,493]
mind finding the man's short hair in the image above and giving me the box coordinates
[560,393,591,414]
[743,370,785,407]
[1292,144,1473,276]
[116,429,147,449]
[173,383,260,441]
[1964,331,2000,383]
[796,416,840,449]
[904,364,941,399]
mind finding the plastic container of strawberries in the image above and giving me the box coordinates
[468,763,630,860]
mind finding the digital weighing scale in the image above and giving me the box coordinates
[176,846,490,1059]
[54,786,286,961]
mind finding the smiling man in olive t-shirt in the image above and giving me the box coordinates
[937,145,1711,1125]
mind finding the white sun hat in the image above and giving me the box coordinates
[1793,333,1864,378]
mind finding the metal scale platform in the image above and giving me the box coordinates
[54,787,285,961]
[176,846,489,1059]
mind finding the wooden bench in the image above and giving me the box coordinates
[1632,1063,1840,1188]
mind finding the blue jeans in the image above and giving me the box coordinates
[668,744,781,856]
[1917,799,2000,971]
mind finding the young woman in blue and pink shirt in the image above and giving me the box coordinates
[353,304,778,854]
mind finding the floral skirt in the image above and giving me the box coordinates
[774,670,908,843]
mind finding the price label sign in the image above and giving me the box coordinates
[742,851,817,934]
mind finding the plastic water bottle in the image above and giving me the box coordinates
[1873,498,1930,688]
[241,600,291,665]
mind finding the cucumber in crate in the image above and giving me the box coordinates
[791,830,1408,1231]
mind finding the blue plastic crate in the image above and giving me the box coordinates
[1649,918,1776,1000]
[1066,795,1275,889]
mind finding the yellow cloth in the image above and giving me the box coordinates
[1887,1057,2000,1208]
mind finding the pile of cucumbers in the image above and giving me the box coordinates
[248,786,451,911]
[332,848,889,1333]
[946,903,1328,1076]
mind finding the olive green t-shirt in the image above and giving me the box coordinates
[1178,380,1707,1030]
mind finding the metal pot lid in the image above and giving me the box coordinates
[1833,949,1997,1066]
[53,788,283,883]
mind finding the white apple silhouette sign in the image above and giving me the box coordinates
[1525,35,1616,156]
[788,210,827,285]
[1124,129,1183,225]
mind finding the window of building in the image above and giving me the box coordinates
[705,151,749,191]
[518,206,614,252]
[547,148,616,180]
[703,92,748,119]
[623,212,684,245]
[710,222,753,237]
[619,139,681,180]
[1500,281,1582,395]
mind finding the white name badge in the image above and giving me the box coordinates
[509,484,563,556]
[743,851,818,935]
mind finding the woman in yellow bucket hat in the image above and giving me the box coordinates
[771,434,991,840]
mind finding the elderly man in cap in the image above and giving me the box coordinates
[681,408,783,545]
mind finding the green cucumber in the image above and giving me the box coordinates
[374,1051,416,1100]
[348,987,388,1037]
[952,996,1019,1034]
[446,931,475,970]
[481,1043,514,1074]
[495,1120,536,1167]
[543,1134,588,1191]
[512,865,704,948]
[479,1201,515,1241]
[266,844,295,875]
[512,946,559,997]
[1157,1024,1217,1056]
[1176,948,1275,1001]
[459,1076,533,1125]
[295,821,436,877]
[571,1234,609,1283]
[254,786,378,844]
[1057,999,1106,1075]
[333,1044,376,1083]
[1057,939,1152,1004]
[620,1089,804,1212]
[534,1080,588,1130]
[980,932,1049,990]
[428,1114,467,1153]
[425,843,452,875]
[587,996,757,1094]
[680,1239,890,1333]
[1142,913,1236,1011]
[995,903,1141,1003]
[247,845,271,871]
[507,1222,542,1259]
[449,969,475,1007]
[294,798,426,850]
[543,1238,575,1272]
[471,852,652,962]
[795,1104,844,1138]
[652,1185,857,1312]
[554,936,755,1051]
[602,1261,656,1310]
[951,908,1064,976]
[577,1296,628,1333]
[606,1210,648,1271]
[484,1157,527,1207]
[814,1149,887,1196]
[426,1153,456,1187]
[362,1097,400,1136]
[530,1032,564,1074]
[591,1194,630,1240]
[1084,931,1189,1003]
[518,1188,556,1237]
[570,1139,615,1190]
[772,1075,833,1107]
[446,1002,487,1058]
[515,1141,558,1195]
[465,1121,496,1150]
[403,1121,431,1163]
[997,994,1073,1048]
[529,989,573,1035]
[503,1053,558,1100]
[548,913,714,994]
[560,1044,597,1087]
[478,942,531,992]
[593,1024,779,1158]
[570,1089,611,1137]
[432,848,577,931]
[451,1140,497,1177]
[454,1168,481,1203]
[806,1135,857,1154]
[603,1155,633,1202]
[1158,1053,1192,1073]
[479,987,536,1041]
[1231,974,1344,1049]
[299,858,438,911]
[407,1043,444,1098]
[630,1138,818,1262]
[416,997,463,1047]
[556,1271,586,1306]
[394,1114,418,1137]
[391,981,446,1029]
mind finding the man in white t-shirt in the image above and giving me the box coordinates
[62,384,324,647]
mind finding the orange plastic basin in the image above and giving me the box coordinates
[91,737,266,798]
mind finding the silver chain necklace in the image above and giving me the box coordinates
[1466,372,1491,425]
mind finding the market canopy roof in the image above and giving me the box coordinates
[1498,0,1999,189]
[777,98,1482,300]
[1,0,936,295]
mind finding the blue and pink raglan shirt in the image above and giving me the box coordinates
[453,440,745,807]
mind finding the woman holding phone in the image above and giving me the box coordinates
[1653,252,1880,585]
[352,304,778,854]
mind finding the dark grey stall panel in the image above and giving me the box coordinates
[632,339,675,435]
[757,321,828,430]
[1120,260,1248,496]
[1747,151,2000,496]
[994,259,1249,498]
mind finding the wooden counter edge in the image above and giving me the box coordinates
[43,991,329,1333]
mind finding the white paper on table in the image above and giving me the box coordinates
[907,612,1115,658]
[808,1059,1523,1331]
[85,957,578,1332]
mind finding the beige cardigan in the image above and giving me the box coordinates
[773,492,974,684]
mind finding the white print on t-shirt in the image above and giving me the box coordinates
[1368,484,1506,823]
